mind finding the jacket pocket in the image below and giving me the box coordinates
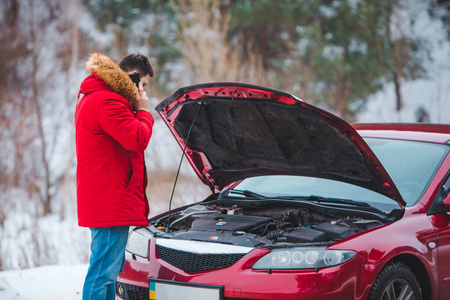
[125,158,134,188]
[125,153,144,189]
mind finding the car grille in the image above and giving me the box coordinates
[157,244,246,272]
[116,282,148,300]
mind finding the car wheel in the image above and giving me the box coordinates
[369,261,422,300]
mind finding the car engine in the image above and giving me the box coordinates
[151,202,387,247]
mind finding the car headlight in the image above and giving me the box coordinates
[125,228,153,258]
[252,248,356,270]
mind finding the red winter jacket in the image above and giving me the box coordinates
[75,53,154,227]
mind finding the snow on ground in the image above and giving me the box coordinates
[0,264,87,300]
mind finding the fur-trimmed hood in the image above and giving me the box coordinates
[83,53,139,104]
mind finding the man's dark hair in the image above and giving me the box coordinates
[119,53,154,78]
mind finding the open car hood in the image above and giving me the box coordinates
[156,83,405,207]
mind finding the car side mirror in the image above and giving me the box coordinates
[442,176,450,209]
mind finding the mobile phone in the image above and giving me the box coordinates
[129,73,140,88]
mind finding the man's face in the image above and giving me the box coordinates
[128,71,151,92]
[140,74,151,91]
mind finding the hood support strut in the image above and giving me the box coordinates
[166,103,204,231]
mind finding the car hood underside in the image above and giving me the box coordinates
[156,82,404,206]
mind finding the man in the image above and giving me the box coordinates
[75,53,154,299]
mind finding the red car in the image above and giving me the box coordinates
[116,83,450,300]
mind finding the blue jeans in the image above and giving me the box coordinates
[83,226,130,300]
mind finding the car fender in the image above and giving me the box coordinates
[330,210,437,298]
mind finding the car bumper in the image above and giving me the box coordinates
[117,246,375,300]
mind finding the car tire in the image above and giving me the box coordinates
[369,261,422,300]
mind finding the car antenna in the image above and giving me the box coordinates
[166,102,203,232]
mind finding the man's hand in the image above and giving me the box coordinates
[133,81,149,112]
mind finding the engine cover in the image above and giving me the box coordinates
[191,215,273,232]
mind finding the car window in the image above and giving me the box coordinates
[365,138,449,206]
[231,138,448,209]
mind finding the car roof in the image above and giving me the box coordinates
[353,123,450,145]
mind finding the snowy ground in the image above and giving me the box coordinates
[0,264,87,300]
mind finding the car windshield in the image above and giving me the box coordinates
[365,137,448,206]
[229,138,448,209]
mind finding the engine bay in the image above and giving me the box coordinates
[151,201,389,248]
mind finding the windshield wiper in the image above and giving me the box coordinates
[226,191,370,207]
[226,189,268,199]
[276,195,371,207]
[224,191,378,212]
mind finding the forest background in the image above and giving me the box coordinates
[0,0,449,270]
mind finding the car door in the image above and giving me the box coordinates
[431,212,450,299]
[428,168,450,299]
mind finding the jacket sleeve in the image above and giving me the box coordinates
[98,98,154,152]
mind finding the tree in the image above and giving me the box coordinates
[225,0,426,119]
[169,0,272,85]
[0,0,77,217]
[377,0,425,112]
